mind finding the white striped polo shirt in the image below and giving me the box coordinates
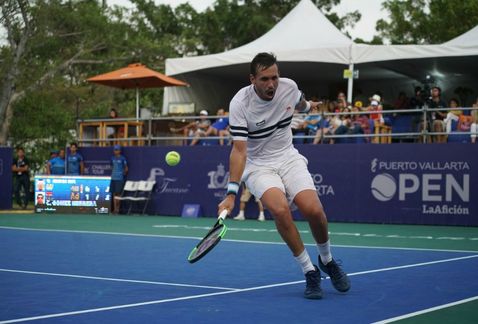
[229,77,302,167]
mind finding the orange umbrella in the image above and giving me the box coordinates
[87,63,188,119]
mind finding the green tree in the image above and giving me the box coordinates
[376,0,478,44]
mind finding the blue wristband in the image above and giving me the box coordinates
[226,182,240,196]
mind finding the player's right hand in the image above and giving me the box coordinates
[218,194,235,217]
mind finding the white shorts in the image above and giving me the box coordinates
[242,154,316,207]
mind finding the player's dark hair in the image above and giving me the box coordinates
[16,147,24,152]
[70,142,78,148]
[250,52,277,76]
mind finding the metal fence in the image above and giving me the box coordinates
[76,106,477,146]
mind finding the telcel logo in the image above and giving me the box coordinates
[371,173,469,202]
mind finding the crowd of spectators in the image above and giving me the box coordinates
[170,87,478,145]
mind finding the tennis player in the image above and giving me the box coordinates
[218,52,350,299]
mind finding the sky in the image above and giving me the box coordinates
[108,0,387,42]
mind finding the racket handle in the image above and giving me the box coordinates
[218,209,228,220]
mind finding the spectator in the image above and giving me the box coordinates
[351,101,371,142]
[428,86,447,143]
[11,147,30,209]
[106,108,123,142]
[170,110,210,145]
[367,99,383,124]
[302,105,321,143]
[233,183,265,221]
[291,108,306,134]
[67,142,84,175]
[336,91,349,107]
[409,87,424,109]
[472,97,478,144]
[394,92,409,110]
[291,108,307,144]
[47,149,66,175]
[314,115,342,144]
[110,145,128,214]
[190,109,229,146]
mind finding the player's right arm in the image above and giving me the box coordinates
[218,140,246,215]
[218,97,248,216]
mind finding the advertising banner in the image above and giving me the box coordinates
[0,147,13,210]
[79,144,477,226]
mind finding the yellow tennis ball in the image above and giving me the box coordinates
[165,151,181,166]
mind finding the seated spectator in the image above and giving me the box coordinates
[394,92,409,110]
[291,108,306,134]
[190,109,229,146]
[367,98,383,124]
[444,98,463,133]
[301,105,321,142]
[351,101,371,142]
[170,110,210,145]
[472,97,478,144]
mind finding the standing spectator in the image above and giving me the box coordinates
[67,142,84,175]
[233,183,265,221]
[12,147,30,209]
[110,145,128,214]
[47,149,66,175]
[427,86,447,143]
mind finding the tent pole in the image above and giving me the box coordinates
[347,63,354,104]
[136,87,140,121]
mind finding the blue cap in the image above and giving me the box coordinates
[113,144,121,151]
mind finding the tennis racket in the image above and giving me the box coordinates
[187,209,228,263]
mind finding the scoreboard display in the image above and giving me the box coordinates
[35,175,111,214]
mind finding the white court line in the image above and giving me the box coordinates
[1,254,477,324]
[372,295,478,324]
[1,226,477,254]
[0,268,238,291]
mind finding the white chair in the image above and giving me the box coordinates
[114,180,139,214]
[130,180,156,215]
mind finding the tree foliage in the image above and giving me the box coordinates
[377,0,478,44]
[1,0,432,172]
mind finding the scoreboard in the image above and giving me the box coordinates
[35,175,111,214]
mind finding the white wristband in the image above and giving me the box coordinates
[304,101,311,112]
[227,182,240,195]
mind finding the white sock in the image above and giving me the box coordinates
[258,211,264,218]
[237,210,244,217]
[317,240,332,265]
[294,249,315,274]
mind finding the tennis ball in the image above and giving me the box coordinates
[165,151,181,166]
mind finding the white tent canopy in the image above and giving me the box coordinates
[163,0,478,114]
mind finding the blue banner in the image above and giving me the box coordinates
[79,144,477,226]
[0,147,13,210]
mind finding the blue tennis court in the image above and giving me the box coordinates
[1,219,477,324]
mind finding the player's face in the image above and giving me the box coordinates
[250,64,279,101]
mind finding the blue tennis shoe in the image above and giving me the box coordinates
[319,258,350,292]
[304,265,322,299]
